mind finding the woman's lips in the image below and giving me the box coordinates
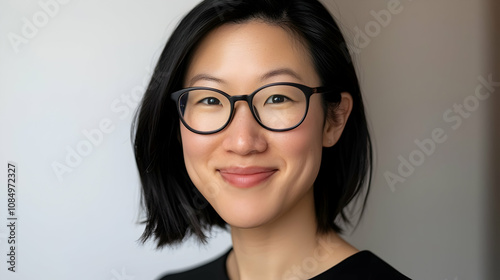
[218,167,277,188]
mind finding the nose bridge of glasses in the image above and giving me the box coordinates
[229,94,255,113]
[228,94,253,104]
[227,94,260,123]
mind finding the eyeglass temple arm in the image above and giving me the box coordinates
[314,87,342,103]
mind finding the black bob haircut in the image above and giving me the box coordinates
[132,0,373,248]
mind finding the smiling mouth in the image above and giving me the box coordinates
[218,167,278,188]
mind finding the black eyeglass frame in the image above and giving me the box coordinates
[170,82,337,135]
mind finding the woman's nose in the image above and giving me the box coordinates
[222,102,268,156]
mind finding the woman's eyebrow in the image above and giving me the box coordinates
[188,74,226,86]
[260,68,303,82]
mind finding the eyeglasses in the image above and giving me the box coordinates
[170,82,336,135]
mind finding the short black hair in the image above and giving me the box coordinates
[132,0,373,248]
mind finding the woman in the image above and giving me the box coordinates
[133,0,410,279]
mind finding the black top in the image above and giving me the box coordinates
[159,249,411,280]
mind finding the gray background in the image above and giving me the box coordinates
[0,0,498,279]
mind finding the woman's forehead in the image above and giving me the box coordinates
[184,20,319,88]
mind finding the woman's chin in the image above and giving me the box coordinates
[218,206,278,230]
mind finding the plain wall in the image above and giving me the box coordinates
[0,0,496,279]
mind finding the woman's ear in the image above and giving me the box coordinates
[323,92,353,147]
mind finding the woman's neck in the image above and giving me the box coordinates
[226,188,358,280]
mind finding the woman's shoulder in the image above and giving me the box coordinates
[157,249,231,280]
[313,250,411,280]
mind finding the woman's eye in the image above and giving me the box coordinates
[199,97,222,105]
[265,95,290,104]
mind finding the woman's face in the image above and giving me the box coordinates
[180,21,342,229]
